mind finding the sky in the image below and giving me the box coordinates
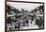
[7,2,43,12]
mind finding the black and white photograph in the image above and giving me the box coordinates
[6,1,44,31]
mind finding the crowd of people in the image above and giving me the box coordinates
[6,5,44,30]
